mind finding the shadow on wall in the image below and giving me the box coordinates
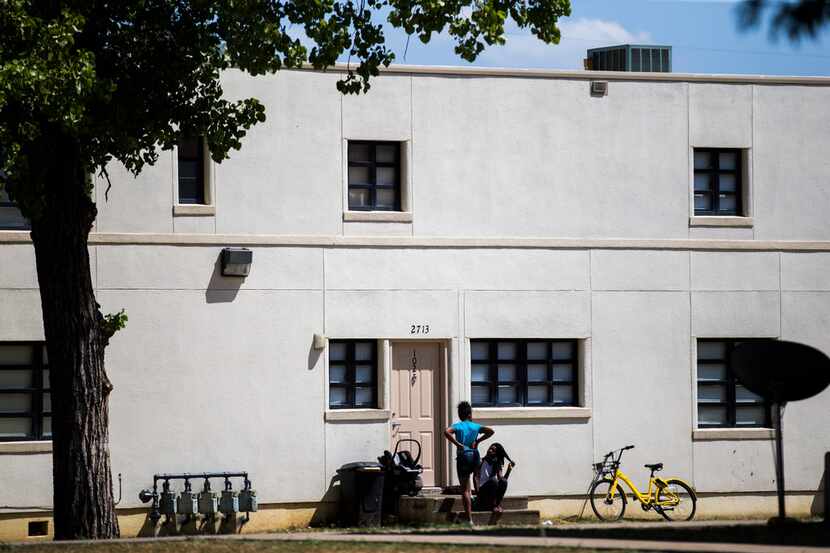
[205,253,244,304]
[810,463,826,517]
[309,474,343,526]
[308,339,322,371]
[136,512,249,538]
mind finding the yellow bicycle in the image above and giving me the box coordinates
[589,445,697,522]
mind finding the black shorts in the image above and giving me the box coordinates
[456,448,480,480]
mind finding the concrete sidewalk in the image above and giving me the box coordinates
[245,527,828,553]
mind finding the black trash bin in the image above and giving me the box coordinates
[337,461,385,527]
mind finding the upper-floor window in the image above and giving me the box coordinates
[471,339,578,407]
[328,340,378,409]
[697,339,770,428]
[0,189,29,230]
[347,141,401,211]
[693,148,743,216]
[0,343,50,441]
[177,137,206,205]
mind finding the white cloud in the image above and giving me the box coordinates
[560,18,652,45]
[474,18,653,69]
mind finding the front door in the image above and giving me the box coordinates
[390,342,442,487]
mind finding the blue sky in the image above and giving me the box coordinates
[363,0,830,75]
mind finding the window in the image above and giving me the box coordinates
[347,141,401,211]
[0,343,50,441]
[0,189,29,230]
[694,149,743,216]
[177,137,206,204]
[470,340,578,407]
[697,340,770,428]
[328,340,378,409]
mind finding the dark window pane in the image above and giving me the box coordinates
[698,341,727,360]
[375,189,397,209]
[694,151,711,170]
[527,364,547,382]
[695,193,712,212]
[694,174,712,192]
[697,384,726,403]
[472,364,490,382]
[348,189,370,209]
[497,385,517,404]
[472,385,491,405]
[497,342,517,360]
[348,143,370,162]
[719,194,737,213]
[376,145,396,163]
[661,49,670,72]
[471,342,490,361]
[348,166,370,185]
[553,385,574,405]
[698,405,727,426]
[698,363,727,381]
[527,385,548,404]
[719,152,738,170]
[497,364,516,382]
[0,393,31,413]
[177,137,205,204]
[736,405,766,426]
[552,363,574,382]
[0,417,30,439]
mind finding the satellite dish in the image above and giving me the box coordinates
[731,340,830,403]
[729,339,830,526]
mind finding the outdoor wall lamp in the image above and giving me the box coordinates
[313,333,327,350]
[221,247,252,277]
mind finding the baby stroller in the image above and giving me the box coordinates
[378,438,424,515]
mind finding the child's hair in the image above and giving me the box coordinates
[487,442,514,471]
[457,401,472,421]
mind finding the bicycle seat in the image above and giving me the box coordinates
[644,463,663,471]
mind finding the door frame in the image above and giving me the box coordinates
[388,339,450,489]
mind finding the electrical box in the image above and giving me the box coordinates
[177,491,198,515]
[198,491,219,515]
[159,490,176,516]
[219,490,239,515]
[239,489,257,512]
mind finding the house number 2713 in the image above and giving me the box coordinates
[410,324,430,335]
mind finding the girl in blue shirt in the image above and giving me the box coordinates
[444,401,494,524]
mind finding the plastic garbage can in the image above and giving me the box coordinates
[337,461,385,527]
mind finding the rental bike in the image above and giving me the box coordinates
[588,445,697,522]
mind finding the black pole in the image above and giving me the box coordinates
[824,451,829,525]
[774,402,786,521]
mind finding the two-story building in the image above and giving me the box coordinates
[1,63,829,538]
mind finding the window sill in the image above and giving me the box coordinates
[689,216,753,228]
[173,204,216,216]
[325,409,391,422]
[343,211,413,223]
[474,407,591,421]
[692,428,774,441]
[0,441,52,454]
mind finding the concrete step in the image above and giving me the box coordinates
[447,509,541,526]
[398,495,530,524]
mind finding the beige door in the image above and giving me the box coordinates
[390,342,442,487]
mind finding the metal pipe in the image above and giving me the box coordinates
[773,402,786,521]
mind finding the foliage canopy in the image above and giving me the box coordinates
[0,0,570,221]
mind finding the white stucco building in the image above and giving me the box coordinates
[1,64,829,538]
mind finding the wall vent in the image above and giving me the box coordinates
[27,521,48,537]
[590,81,608,97]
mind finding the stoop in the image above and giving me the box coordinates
[398,494,539,525]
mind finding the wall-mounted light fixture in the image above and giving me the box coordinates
[221,247,252,277]
[313,334,327,350]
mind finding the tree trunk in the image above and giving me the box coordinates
[28,138,120,540]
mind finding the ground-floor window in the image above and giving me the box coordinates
[470,339,578,407]
[0,343,50,441]
[328,340,378,409]
[696,339,770,428]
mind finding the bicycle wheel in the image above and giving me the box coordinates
[656,479,697,521]
[589,478,627,521]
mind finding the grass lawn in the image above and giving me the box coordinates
[0,541,620,553]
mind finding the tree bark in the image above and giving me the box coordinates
[28,136,120,540]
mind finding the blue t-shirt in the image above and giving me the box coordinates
[451,420,482,451]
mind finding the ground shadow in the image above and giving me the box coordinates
[309,474,342,527]
[408,520,830,547]
[205,254,245,304]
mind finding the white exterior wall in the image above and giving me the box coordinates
[1,67,829,523]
